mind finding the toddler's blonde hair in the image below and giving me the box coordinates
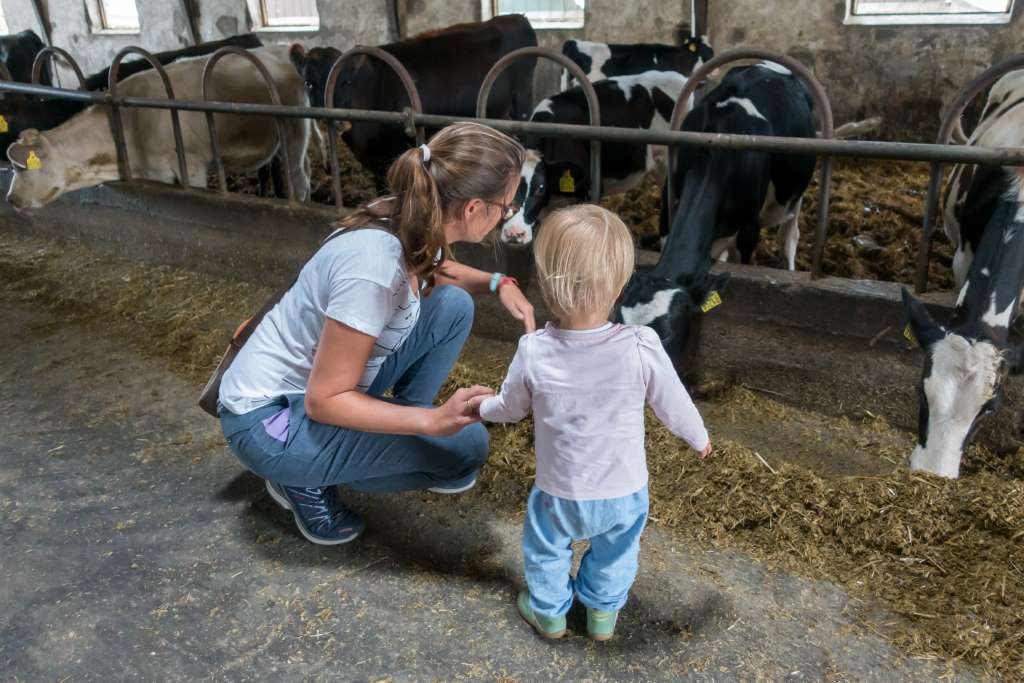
[534,204,634,320]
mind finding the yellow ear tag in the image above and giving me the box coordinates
[903,323,918,346]
[0,115,8,133]
[700,290,722,313]
[559,169,575,193]
[688,42,698,53]
[26,150,42,170]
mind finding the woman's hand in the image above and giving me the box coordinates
[498,283,536,333]
[426,385,495,437]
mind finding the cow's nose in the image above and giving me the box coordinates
[503,228,529,245]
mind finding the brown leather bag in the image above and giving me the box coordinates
[198,225,384,418]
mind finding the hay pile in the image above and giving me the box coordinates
[1,231,1020,676]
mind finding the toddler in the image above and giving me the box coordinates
[472,204,711,641]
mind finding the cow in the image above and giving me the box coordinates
[6,46,311,210]
[0,30,50,86]
[901,69,1024,479]
[291,14,537,189]
[0,34,263,157]
[614,63,816,376]
[501,69,688,245]
[559,25,712,90]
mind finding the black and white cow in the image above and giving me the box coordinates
[901,69,1024,479]
[501,69,687,245]
[560,25,712,90]
[614,63,816,374]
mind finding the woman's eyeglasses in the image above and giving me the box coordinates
[483,199,519,221]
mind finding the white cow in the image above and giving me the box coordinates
[6,46,311,209]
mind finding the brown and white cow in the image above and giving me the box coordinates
[902,69,1024,478]
[6,46,311,210]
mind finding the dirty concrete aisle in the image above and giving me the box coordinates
[0,301,980,682]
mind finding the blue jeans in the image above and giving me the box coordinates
[523,486,649,617]
[219,285,488,491]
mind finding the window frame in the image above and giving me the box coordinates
[245,0,321,33]
[85,0,141,35]
[844,0,1015,25]
[482,0,586,30]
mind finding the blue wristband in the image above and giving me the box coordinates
[489,271,504,294]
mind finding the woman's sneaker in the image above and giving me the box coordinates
[516,591,566,639]
[427,474,478,494]
[265,480,365,545]
[586,607,618,641]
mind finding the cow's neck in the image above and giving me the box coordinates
[951,180,1024,346]
[50,106,121,191]
[652,165,721,283]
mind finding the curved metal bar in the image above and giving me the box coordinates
[667,48,835,279]
[914,54,1024,294]
[30,47,87,89]
[202,46,295,202]
[476,46,602,204]
[324,45,425,210]
[108,47,190,187]
[0,64,12,83]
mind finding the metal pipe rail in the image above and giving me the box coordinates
[668,48,835,278]
[202,47,297,202]
[2,78,1023,168]
[108,47,189,187]
[30,47,87,89]
[477,47,602,203]
[323,45,425,209]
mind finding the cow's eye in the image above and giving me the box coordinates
[535,183,545,194]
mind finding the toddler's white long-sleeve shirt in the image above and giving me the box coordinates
[479,322,709,500]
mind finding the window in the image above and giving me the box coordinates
[488,0,586,29]
[845,0,1014,25]
[247,0,320,30]
[0,5,8,34]
[85,0,140,33]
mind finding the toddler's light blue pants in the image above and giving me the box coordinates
[523,485,649,618]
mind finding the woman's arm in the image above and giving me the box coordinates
[436,260,536,332]
[305,318,492,437]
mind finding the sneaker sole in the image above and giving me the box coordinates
[427,477,478,495]
[264,481,362,546]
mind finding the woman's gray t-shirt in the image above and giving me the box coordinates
[219,229,420,415]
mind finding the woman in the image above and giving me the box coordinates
[218,123,532,545]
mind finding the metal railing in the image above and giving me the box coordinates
[1,45,1023,291]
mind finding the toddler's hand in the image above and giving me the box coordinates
[465,392,492,419]
[698,442,712,460]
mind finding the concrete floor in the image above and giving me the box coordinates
[0,299,985,682]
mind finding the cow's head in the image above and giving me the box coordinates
[501,153,590,245]
[6,129,65,210]
[502,150,547,245]
[289,44,350,109]
[901,288,1023,478]
[616,267,730,377]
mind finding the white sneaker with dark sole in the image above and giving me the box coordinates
[427,476,478,494]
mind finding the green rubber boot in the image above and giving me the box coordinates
[516,591,566,639]
[587,607,618,641]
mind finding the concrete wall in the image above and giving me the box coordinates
[708,2,1024,141]
[0,0,393,78]
[398,0,696,108]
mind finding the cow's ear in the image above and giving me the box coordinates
[289,43,307,72]
[901,287,945,350]
[7,142,32,170]
[706,270,731,294]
